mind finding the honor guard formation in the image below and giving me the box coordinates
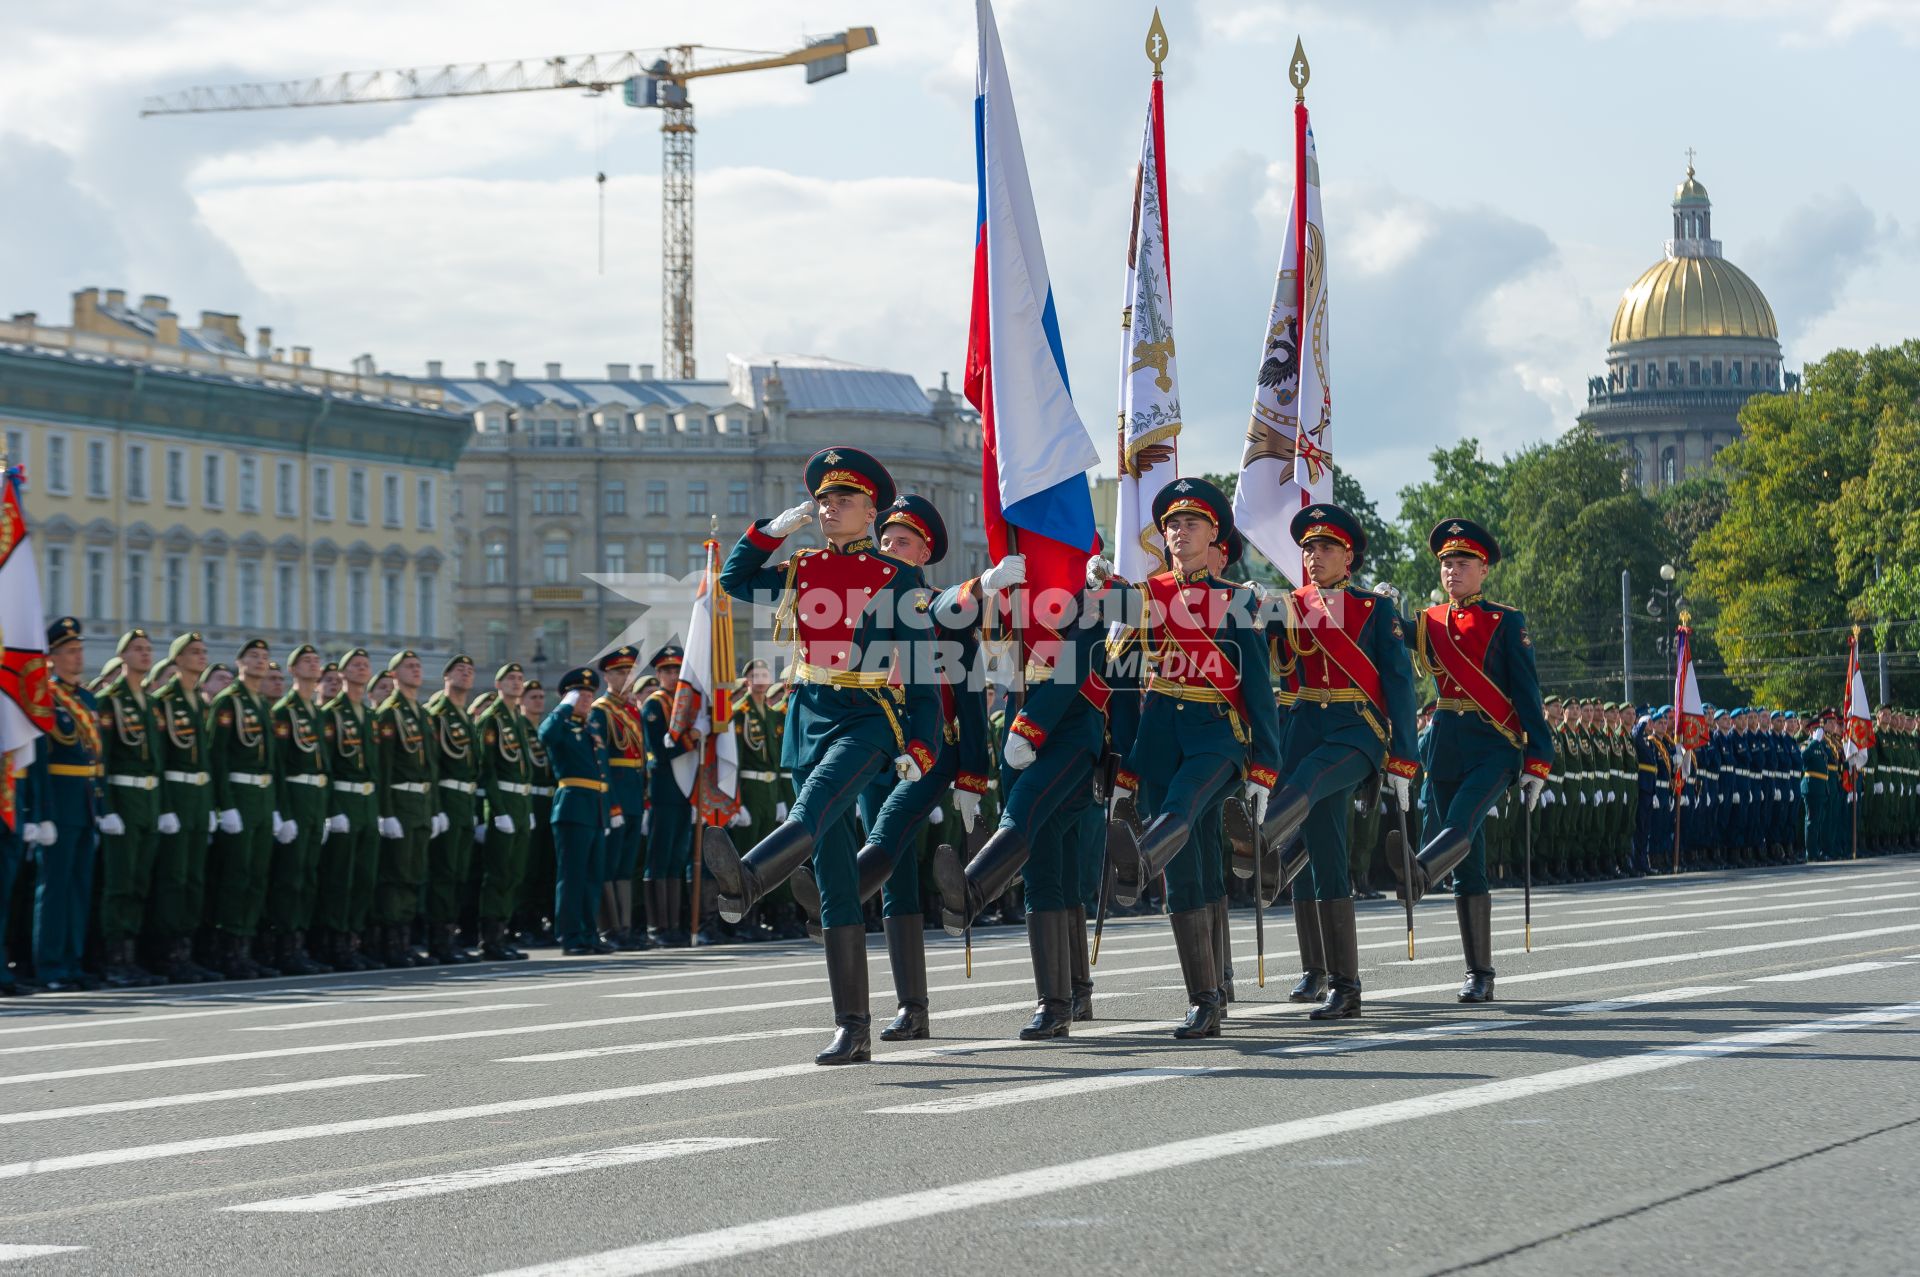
[5,447,1918,1081]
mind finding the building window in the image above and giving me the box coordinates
[275,563,296,630]
[1710,359,1722,386]
[238,456,259,513]
[542,538,570,584]
[646,543,668,574]
[1627,364,1639,390]
[383,474,402,528]
[313,566,333,632]
[163,449,185,505]
[126,443,149,501]
[313,465,333,520]
[44,546,66,613]
[276,460,297,517]
[165,554,185,625]
[417,477,435,530]
[127,551,147,622]
[687,481,708,516]
[646,481,668,515]
[1660,446,1678,488]
[348,468,368,524]
[486,620,508,665]
[3,429,23,471]
[540,620,569,665]
[85,439,109,498]
[1667,360,1681,387]
[416,573,437,637]
[239,560,260,628]
[1646,361,1659,389]
[451,484,463,520]
[1752,361,1764,387]
[484,540,508,584]
[47,435,69,494]
[605,543,627,575]
[86,549,107,619]
[686,544,706,575]
[604,480,627,516]
[1688,361,1701,387]
[729,480,750,516]
[203,559,223,626]
[532,481,581,515]
[967,491,980,527]
[347,567,369,633]
[204,454,224,510]
[383,571,402,638]
[1729,361,1741,386]
[484,480,508,516]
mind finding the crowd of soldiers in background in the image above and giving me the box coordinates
[5,619,1917,997]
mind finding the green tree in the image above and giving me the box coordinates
[1657,472,1730,571]
[1389,438,1509,599]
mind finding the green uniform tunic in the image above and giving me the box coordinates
[375,692,438,926]
[477,697,535,923]
[423,691,480,926]
[148,675,215,943]
[96,674,165,944]
[267,688,333,935]
[208,680,281,938]
[319,691,380,934]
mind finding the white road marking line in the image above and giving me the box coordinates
[0,1244,87,1261]
[0,1037,156,1057]
[1547,986,1740,1015]
[225,1137,769,1213]
[1749,961,1906,982]
[1272,1022,1506,1055]
[498,1029,822,1061]
[486,999,1920,1276]
[0,1074,422,1127]
[870,1067,1215,1115]
[235,1003,547,1032]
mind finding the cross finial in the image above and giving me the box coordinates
[1685,146,1697,176]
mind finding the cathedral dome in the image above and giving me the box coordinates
[1610,254,1778,343]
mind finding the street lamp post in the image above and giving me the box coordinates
[1646,563,1683,703]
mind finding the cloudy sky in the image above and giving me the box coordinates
[2,0,1914,515]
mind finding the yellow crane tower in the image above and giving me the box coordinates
[142,29,879,380]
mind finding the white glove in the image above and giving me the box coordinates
[1373,581,1402,607]
[218,808,243,835]
[1004,735,1037,771]
[610,812,625,830]
[1085,554,1114,588]
[978,554,1027,595]
[431,812,450,837]
[728,806,751,829]
[274,818,298,845]
[765,502,816,537]
[775,802,788,820]
[157,812,180,836]
[379,816,403,840]
[207,812,218,834]
[560,689,584,712]
[1520,774,1547,810]
[35,821,55,846]
[19,821,43,847]
[494,814,515,834]
[640,810,651,836]
[473,822,487,844]
[1577,790,1588,805]
[894,753,923,784]
[1874,782,1885,795]
[1242,780,1269,827]
[928,805,944,825]
[954,789,981,833]
[1389,774,1411,809]
[96,812,127,837]
[321,819,334,844]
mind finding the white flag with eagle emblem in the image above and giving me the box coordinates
[1233,120,1330,587]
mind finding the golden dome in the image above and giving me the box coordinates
[1674,172,1709,205]
[1609,254,1777,344]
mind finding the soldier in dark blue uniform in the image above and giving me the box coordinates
[705,447,940,1065]
[539,667,612,954]
[638,645,694,947]
[29,617,104,991]
[591,646,647,951]
[1382,519,1553,1003]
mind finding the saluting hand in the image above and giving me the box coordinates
[766,503,816,537]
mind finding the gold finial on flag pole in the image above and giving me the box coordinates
[1145,8,1169,76]
[1290,37,1311,103]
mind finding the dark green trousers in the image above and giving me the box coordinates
[377,816,431,927]
[149,780,213,943]
[318,789,379,933]
[99,794,160,944]
[428,790,476,925]
[267,782,330,933]
[478,804,533,923]
[210,784,276,937]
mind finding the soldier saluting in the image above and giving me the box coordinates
[704,446,941,1065]
[1382,519,1554,1003]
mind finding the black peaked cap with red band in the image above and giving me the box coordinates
[1427,516,1501,567]
[805,446,896,509]
[879,492,948,564]
[1151,476,1234,546]
[1290,502,1369,570]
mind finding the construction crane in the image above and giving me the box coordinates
[141,29,879,380]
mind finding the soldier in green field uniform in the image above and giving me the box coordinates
[423,654,480,963]
[318,647,381,970]
[516,681,558,947]
[96,629,169,988]
[267,643,334,975]
[476,662,534,961]
[147,633,219,983]
[374,649,440,967]
[207,639,286,980]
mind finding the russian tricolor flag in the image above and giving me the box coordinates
[965,0,1101,604]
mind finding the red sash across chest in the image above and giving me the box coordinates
[1291,586,1386,710]
[791,549,900,670]
[1423,602,1523,742]
[1145,573,1249,719]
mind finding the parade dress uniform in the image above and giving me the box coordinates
[207,640,283,980]
[733,680,799,938]
[476,664,535,960]
[591,647,649,950]
[639,647,694,948]
[1383,520,1553,1004]
[706,447,940,1065]
[516,690,559,944]
[373,652,439,968]
[0,761,40,995]
[423,656,481,964]
[318,659,381,971]
[28,618,102,991]
[96,631,168,987]
[147,636,217,983]
[540,668,612,955]
[267,649,334,975]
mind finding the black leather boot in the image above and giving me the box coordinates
[1383,825,1477,904]
[879,915,930,1041]
[104,939,144,989]
[707,820,814,924]
[644,881,669,947]
[1255,784,1313,865]
[816,924,871,1065]
[790,863,825,942]
[1457,893,1496,1003]
[243,936,280,979]
[1169,907,1223,1039]
[1114,813,1190,908]
[656,880,687,948]
[1212,897,1234,1007]
[1017,910,1073,1040]
[934,827,1029,936]
[282,931,330,976]
[1288,896,1327,1003]
[1068,905,1093,1021]
[1310,897,1361,1020]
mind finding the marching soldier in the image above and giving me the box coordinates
[423,654,482,963]
[1382,519,1553,1003]
[96,629,169,987]
[639,646,694,948]
[28,617,103,991]
[374,649,440,967]
[147,633,218,982]
[318,648,381,970]
[705,447,941,1064]
[540,667,612,956]
[475,662,535,960]
[266,644,334,975]
[207,639,287,980]
[592,647,648,950]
